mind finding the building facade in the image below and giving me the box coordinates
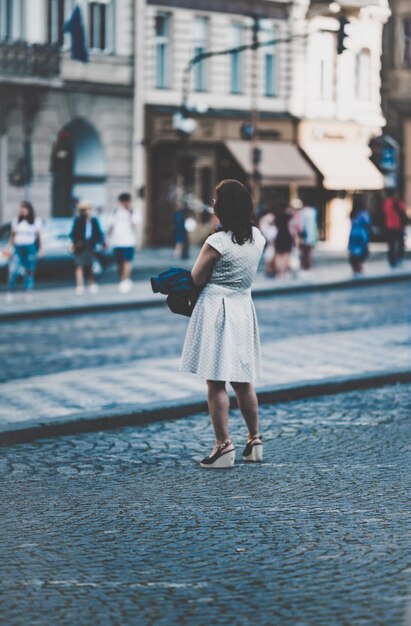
[381,0,411,206]
[0,0,391,248]
[0,0,134,224]
[297,0,390,245]
[136,0,317,246]
[136,0,390,247]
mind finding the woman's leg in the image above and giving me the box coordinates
[23,245,38,291]
[75,266,84,288]
[87,266,96,286]
[122,260,132,281]
[274,253,283,275]
[7,249,22,291]
[207,380,230,445]
[230,382,260,439]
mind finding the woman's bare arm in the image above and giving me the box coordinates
[191,243,220,287]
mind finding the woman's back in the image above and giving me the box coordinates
[206,226,265,291]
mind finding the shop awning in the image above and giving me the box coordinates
[224,140,317,187]
[302,142,384,191]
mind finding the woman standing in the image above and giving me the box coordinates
[274,206,293,277]
[259,210,277,276]
[181,180,266,468]
[70,201,105,295]
[348,194,371,276]
[6,201,43,303]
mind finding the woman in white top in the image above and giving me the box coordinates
[181,180,266,468]
[7,201,42,300]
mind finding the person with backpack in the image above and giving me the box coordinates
[70,200,105,295]
[383,190,408,268]
[348,194,371,277]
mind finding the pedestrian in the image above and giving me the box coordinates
[108,192,139,293]
[288,199,304,277]
[180,179,266,468]
[274,206,293,276]
[382,190,408,268]
[5,201,43,303]
[298,199,318,271]
[259,210,277,276]
[70,200,105,295]
[348,194,371,276]
[174,202,189,260]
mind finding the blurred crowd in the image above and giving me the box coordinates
[258,191,409,279]
[2,187,410,303]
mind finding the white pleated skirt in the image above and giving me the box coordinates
[180,283,262,383]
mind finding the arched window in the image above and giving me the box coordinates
[356,49,372,100]
[52,118,107,216]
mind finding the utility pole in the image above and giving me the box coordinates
[250,16,262,213]
[132,0,146,248]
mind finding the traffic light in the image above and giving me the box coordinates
[241,121,256,140]
[336,16,350,55]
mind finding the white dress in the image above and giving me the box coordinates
[180,226,266,382]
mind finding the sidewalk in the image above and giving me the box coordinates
[1,323,410,444]
[1,254,411,322]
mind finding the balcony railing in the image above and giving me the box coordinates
[0,41,60,80]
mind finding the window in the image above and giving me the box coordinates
[403,18,411,67]
[230,23,244,94]
[262,23,278,97]
[0,0,12,39]
[89,0,114,52]
[0,0,22,40]
[155,12,171,89]
[48,0,71,46]
[193,16,208,92]
[355,49,371,100]
[317,33,334,100]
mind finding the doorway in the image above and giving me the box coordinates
[51,117,106,216]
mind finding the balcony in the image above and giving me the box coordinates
[0,41,60,85]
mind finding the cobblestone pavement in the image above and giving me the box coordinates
[1,256,410,322]
[1,384,410,626]
[0,282,409,427]
[0,281,410,383]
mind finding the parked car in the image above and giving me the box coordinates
[0,218,115,283]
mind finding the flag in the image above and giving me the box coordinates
[63,4,89,63]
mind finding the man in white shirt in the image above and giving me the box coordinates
[108,193,139,293]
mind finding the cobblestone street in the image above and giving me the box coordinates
[1,384,410,626]
[0,282,410,433]
[1,281,410,383]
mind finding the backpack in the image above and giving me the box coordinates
[349,218,368,257]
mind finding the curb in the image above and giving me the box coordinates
[1,271,411,322]
[1,368,410,446]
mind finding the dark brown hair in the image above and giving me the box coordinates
[214,179,253,245]
[19,201,35,225]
